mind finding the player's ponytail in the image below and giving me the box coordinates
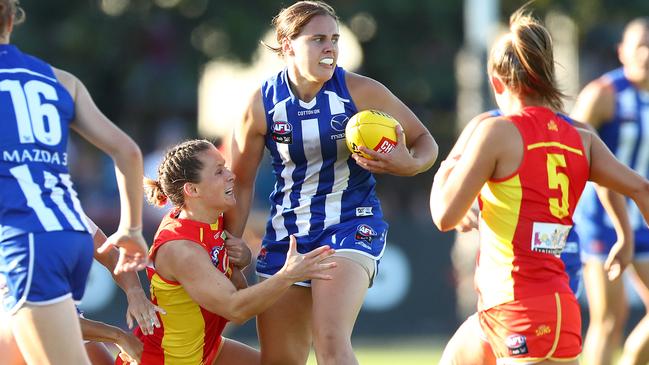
[144,178,168,208]
[147,139,214,209]
[0,0,25,37]
[262,1,338,56]
[488,5,564,111]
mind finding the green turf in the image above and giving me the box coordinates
[306,340,443,364]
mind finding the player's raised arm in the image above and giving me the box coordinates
[55,68,148,273]
[224,87,266,238]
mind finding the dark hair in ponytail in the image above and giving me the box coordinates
[143,139,214,208]
[488,6,564,111]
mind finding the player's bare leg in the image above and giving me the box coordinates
[311,256,369,365]
[257,284,312,365]
[582,259,628,365]
[439,314,496,365]
[212,338,260,365]
[11,298,91,365]
[619,261,649,365]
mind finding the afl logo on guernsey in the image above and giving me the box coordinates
[210,246,223,268]
[271,121,293,144]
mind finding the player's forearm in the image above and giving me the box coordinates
[94,233,145,293]
[229,267,248,290]
[112,139,144,230]
[224,184,254,237]
[630,183,649,228]
[80,317,128,344]
[595,185,633,244]
[409,133,438,175]
[216,273,293,324]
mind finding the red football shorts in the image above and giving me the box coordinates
[478,292,581,363]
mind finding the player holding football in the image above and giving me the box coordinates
[227,1,437,364]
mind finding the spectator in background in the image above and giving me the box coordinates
[572,17,649,365]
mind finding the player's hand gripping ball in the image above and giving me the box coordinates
[345,110,404,159]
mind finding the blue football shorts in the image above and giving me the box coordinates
[561,229,582,297]
[256,217,389,287]
[0,230,93,314]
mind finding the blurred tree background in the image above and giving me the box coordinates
[11,0,649,339]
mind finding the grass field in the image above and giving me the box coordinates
[306,338,443,364]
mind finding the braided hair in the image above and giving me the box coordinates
[144,139,214,208]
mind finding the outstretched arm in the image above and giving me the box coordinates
[588,132,649,229]
[54,67,147,274]
[80,317,142,364]
[90,222,164,335]
[595,186,634,280]
[156,236,335,324]
[570,120,634,280]
[224,88,266,238]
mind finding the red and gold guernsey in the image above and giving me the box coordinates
[476,106,589,311]
[135,210,232,365]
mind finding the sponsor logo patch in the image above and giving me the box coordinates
[535,325,551,337]
[355,207,374,217]
[271,121,293,144]
[330,114,348,132]
[531,222,571,256]
[258,247,268,261]
[355,224,377,243]
[354,240,372,250]
[505,334,528,356]
[374,137,397,154]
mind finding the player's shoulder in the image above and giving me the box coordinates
[344,71,386,93]
[52,67,82,99]
[580,75,616,104]
[468,116,521,150]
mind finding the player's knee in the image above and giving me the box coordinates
[314,328,352,359]
[260,344,309,365]
[261,353,306,365]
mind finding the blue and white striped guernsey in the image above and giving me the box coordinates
[260,66,383,243]
[574,68,649,246]
[0,44,90,241]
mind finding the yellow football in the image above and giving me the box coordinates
[345,110,403,159]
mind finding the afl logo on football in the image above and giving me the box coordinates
[271,121,293,144]
[330,114,348,132]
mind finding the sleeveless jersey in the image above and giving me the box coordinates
[138,211,231,365]
[574,68,649,244]
[0,44,90,240]
[477,106,589,310]
[489,109,583,282]
[261,66,382,243]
